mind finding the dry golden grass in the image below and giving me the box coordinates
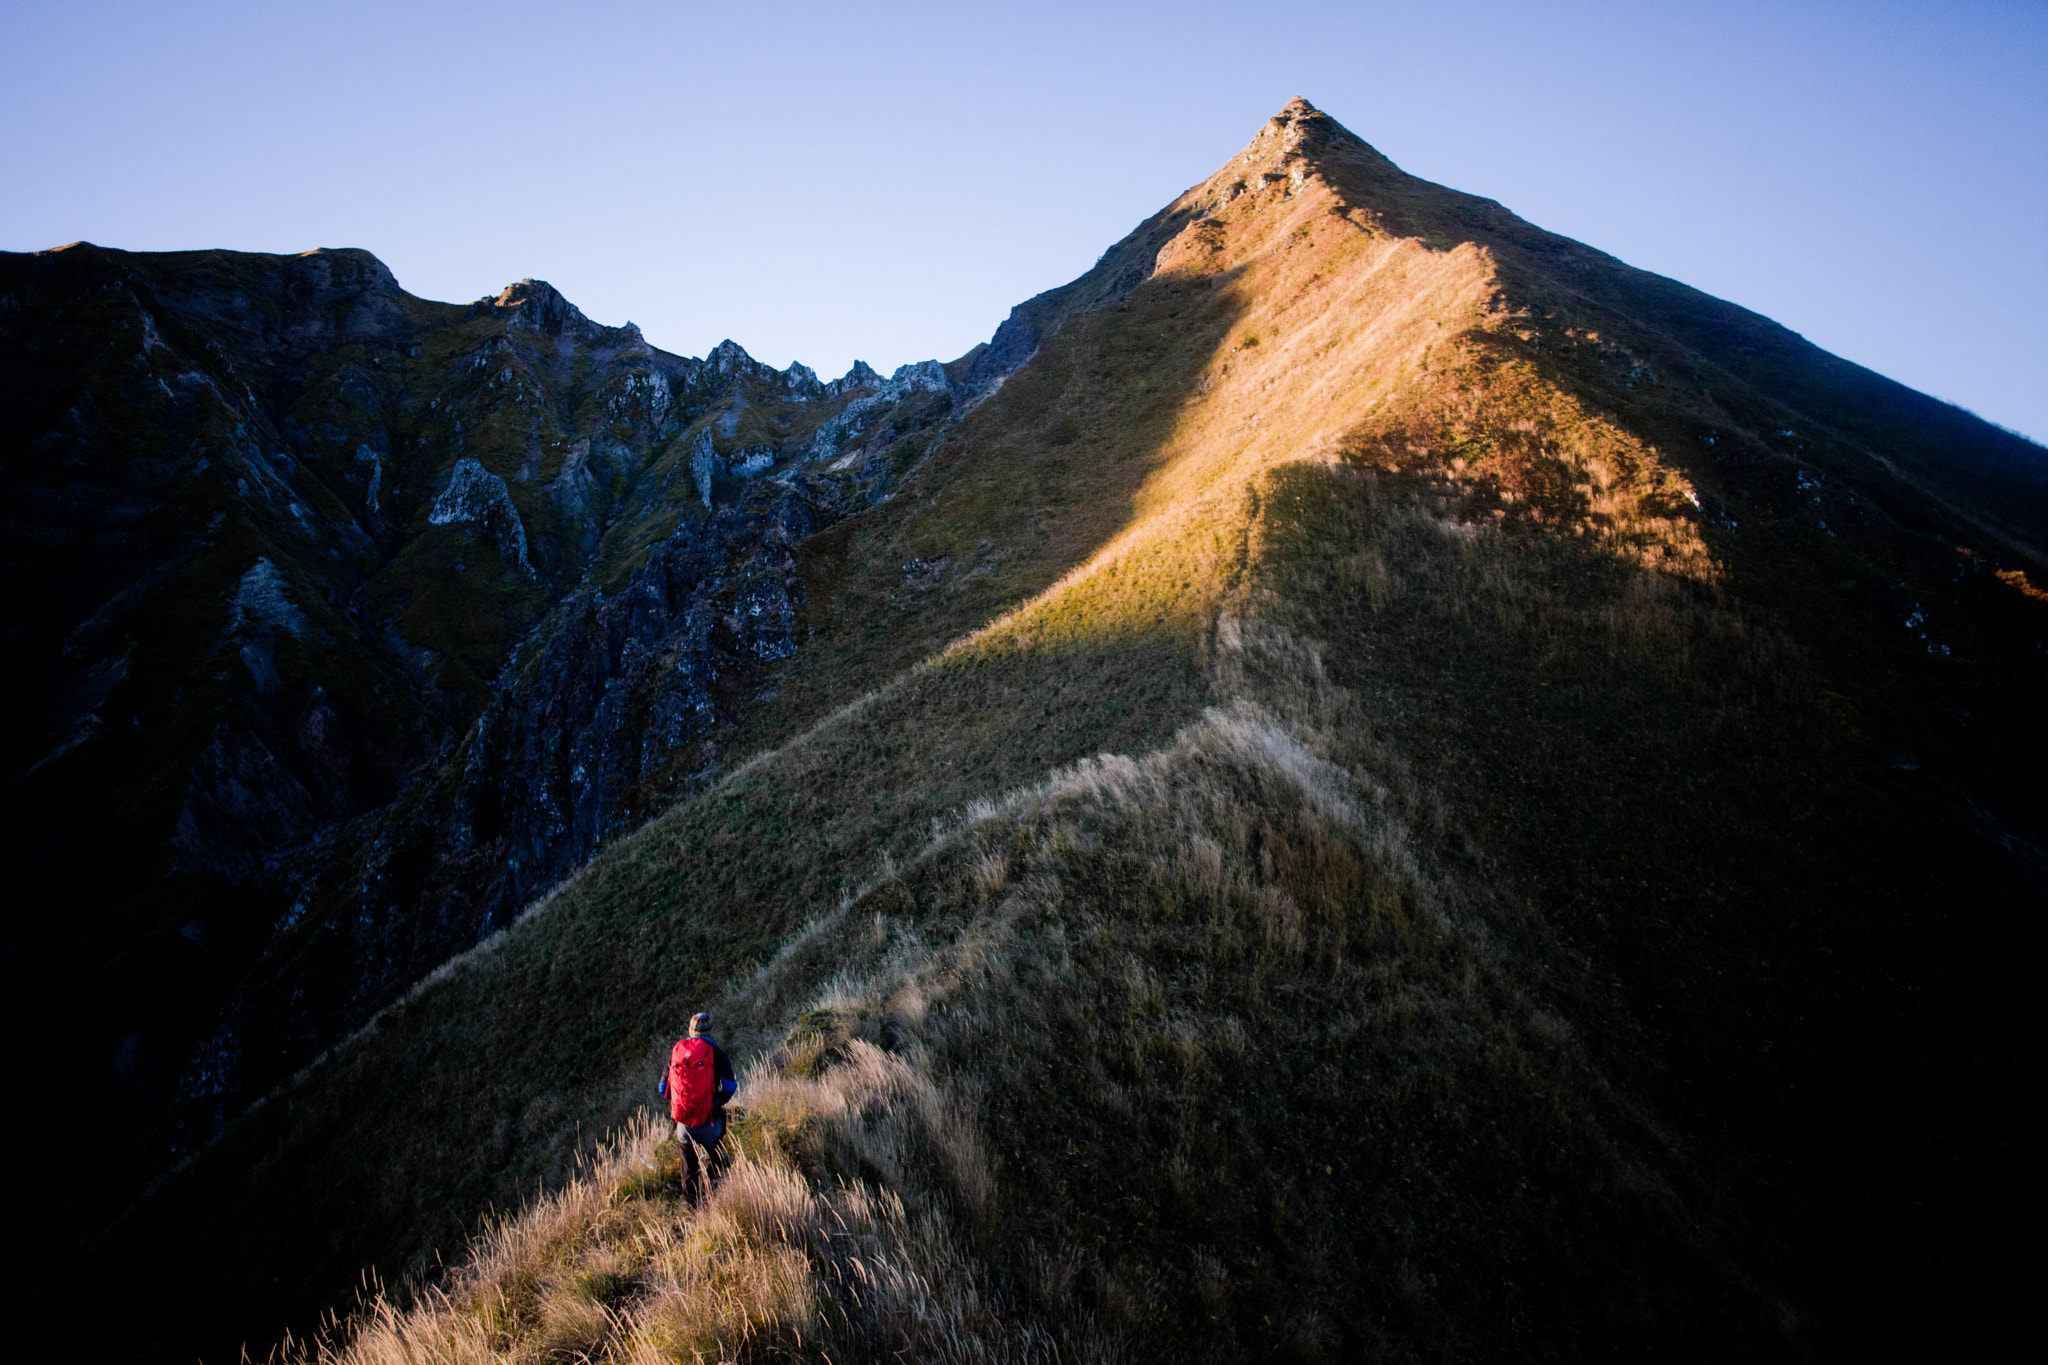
[294,1095,1052,1365]
[900,97,1716,693]
[104,100,2043,1364]
[172,102,1743,1362]
[300,605,1779,1361]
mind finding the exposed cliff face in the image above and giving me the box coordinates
[182,454,946,1135]
[0,241,985,1221]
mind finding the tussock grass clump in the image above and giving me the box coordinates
[295,1093,1051,1365]
[819,632,1775,1360]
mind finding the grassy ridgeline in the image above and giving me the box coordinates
[290,654,1777,1364]
[291,443,2037,1361]
[102,624,1216,1364]
[286,484,1807,1363]
[75,97,2042,1361]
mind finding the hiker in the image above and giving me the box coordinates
[658,1011,738,1201]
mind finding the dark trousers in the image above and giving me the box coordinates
[678,1114,727,1201]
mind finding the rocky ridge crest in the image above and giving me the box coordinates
[0,242,1001,1219]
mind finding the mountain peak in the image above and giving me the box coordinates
[18,89,2045,1365]
[494,278,588,335]
[1246,94,1375,165]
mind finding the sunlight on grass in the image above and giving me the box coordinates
[135,101,1932,1364]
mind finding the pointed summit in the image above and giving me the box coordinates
[1199,95,1393,211]
[954,97,1396,397]
[494,278,588,336]
[1267,94,1337,138]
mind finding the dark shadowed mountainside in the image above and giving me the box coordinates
[8,99,2043,1363]
[0,243,987,1277]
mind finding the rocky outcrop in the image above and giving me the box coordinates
[960,303,1044,395]
[0,242,1029,1202]
[429,457,531,570]
[689,428,720,509]
[495,278,588,336]
[808,360,952,462]
[174,458,891,1140]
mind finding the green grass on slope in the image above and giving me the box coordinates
[68,109,2046,1359]
[740,262,1254,761]
[297,446,2033,1364]
[282,620,1787,1365]
[84,206,1265,1365]
[1250,460,2039,1357]
[792,660,1779,1362]
[107,625,1211,1363]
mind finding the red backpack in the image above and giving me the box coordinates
[668,1037,717,1127]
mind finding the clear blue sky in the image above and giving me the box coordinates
[6,1,2043,442]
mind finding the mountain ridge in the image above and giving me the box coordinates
[9,97,2043,1361]
[0,234,1014,1282]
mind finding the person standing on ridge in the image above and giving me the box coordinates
[659,1011,737,1201]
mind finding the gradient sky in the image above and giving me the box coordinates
[5,1,2043,442]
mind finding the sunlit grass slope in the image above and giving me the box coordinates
[161,108,1541,1353]
[285,611,1798,1364]
[92,99,2043,1362]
